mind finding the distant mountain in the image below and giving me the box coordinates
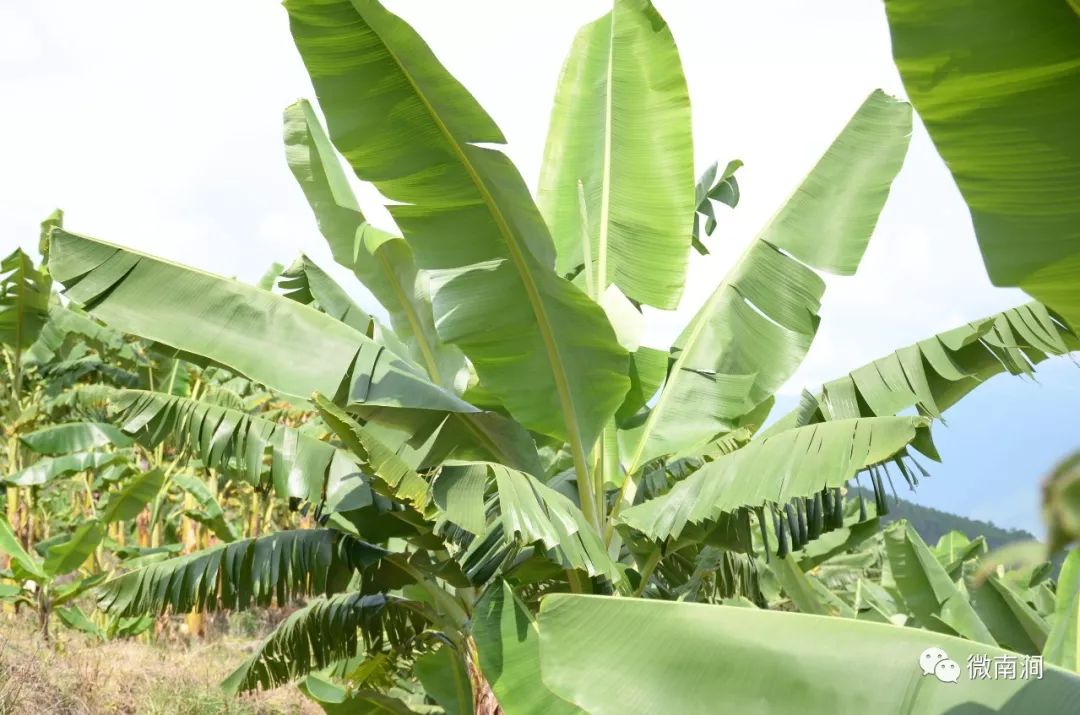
[854,488,1038,549]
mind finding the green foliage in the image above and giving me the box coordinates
[97,530,386,617]
[221,592,424,694]
[8,0,1080,709]
[885,0,1080,332]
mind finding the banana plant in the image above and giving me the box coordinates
[0,465,163,642]
[36,0,1080,712]
[1,240,53,552]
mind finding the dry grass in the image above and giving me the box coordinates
[0,613,319,715]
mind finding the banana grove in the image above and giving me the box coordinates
[4,0,1080,713]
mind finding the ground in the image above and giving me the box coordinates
[0,613,319,715]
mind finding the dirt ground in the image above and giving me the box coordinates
[0,613,320,715]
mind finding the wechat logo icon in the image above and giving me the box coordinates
[919,647,961,683]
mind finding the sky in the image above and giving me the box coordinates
[2,1,1076,535]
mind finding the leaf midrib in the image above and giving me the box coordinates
[374,246,443,386]
[596,9,616,293]
[367,16,593,480]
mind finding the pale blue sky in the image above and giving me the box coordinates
[1,1,1075,534]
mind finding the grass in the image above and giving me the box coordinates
[0,612,318,714]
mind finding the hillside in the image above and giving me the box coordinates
[854,489,1038,549]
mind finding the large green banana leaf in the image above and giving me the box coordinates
[765,302,1078,436]
[538,0,693,309]
[620,416,927,541]
[284,100,467,390]
[286,0,629,463]
[473,581,582,715]
[4,450,128,487]
[969,574,1050,656]
[414,645,473,715]
[884,0,1080,331]
[538,595,1080,714]
[620,91,911,473]
[0,248,51,353]
[1045,548,1080,671]
[20,422,133,454]
[47,229,471,415]
[884,521,996,645]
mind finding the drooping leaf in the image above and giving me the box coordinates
[97,529,386,617]
[432,463,488,537]
[221,592,423,694]
[537,595,1080,714]
[538,0,694,309]
[48,228,472,415]
[316,390,545,483]
[313,394,433,509]
[767,302,1078,434]
[620,416,927,542]
[437,462,622,585]
[885,0,1080,331]
[110,388,369,504]
[287,0,629,455]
